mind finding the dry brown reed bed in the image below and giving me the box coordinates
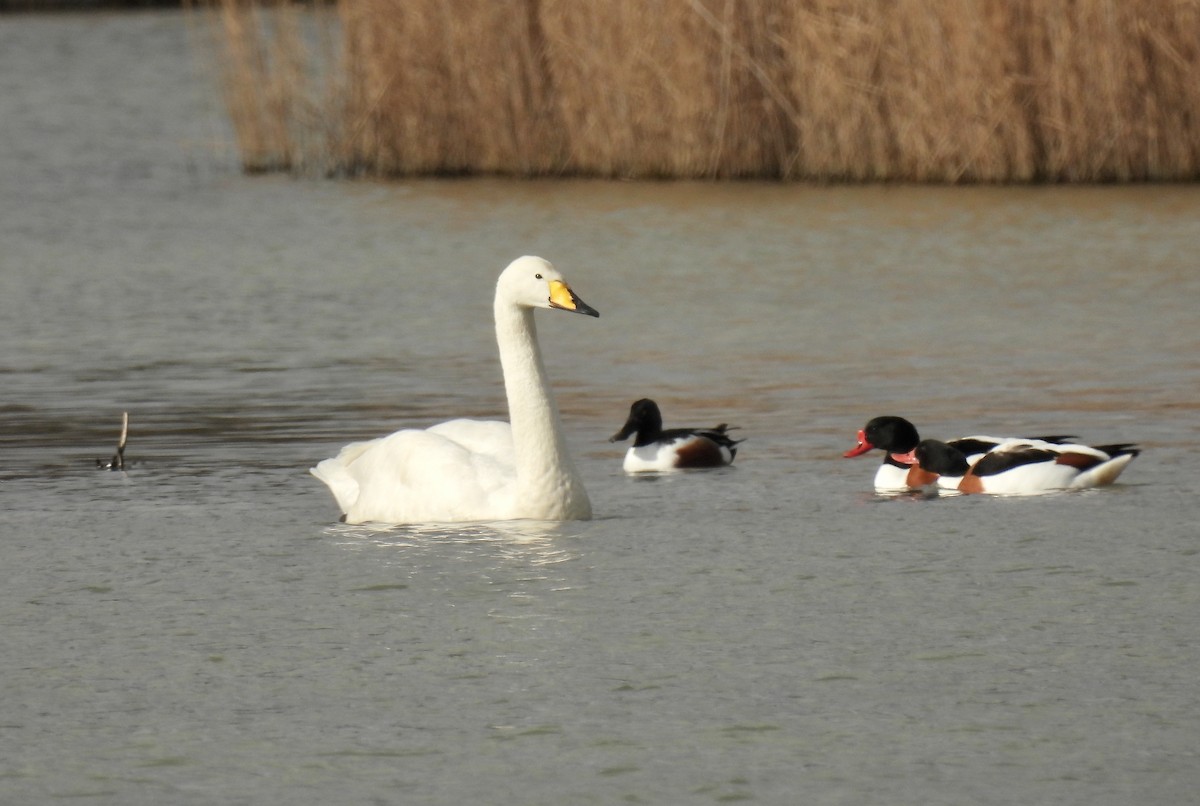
[205,0,1200,181]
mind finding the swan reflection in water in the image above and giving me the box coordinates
[326,518,588,570]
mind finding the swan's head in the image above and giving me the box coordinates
[497,256,599,317]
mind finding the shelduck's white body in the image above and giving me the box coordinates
[619,433,739,473]
[947,438,1139,495]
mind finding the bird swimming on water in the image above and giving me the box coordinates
[610,398,741,473]
[311,256,599,525]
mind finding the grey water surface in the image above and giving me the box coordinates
[2,10,1199,806]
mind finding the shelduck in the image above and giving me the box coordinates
[844,415,1078,493]
[915,437,1140,495]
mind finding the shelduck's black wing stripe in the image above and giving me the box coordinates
[971,448,1059,477]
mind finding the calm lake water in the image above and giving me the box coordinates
[2,10,1199,806]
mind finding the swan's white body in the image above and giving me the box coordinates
[311,257,597,525]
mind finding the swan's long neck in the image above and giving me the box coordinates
[494,299,591,519]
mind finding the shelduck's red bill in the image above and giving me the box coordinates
[844,429,874,458]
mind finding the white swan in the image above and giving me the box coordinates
[311,256,599,525]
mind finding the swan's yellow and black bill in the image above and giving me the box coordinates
[548,280,600,317]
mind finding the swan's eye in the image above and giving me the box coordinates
[535,273,543,279]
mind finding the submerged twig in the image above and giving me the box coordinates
[97,411,129,471]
